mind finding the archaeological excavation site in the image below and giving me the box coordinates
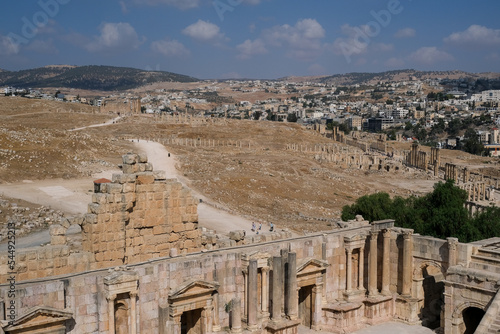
[0,99,499,334]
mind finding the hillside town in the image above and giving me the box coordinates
[3,75,500,156]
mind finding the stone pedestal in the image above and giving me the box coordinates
[265,319,301,334]
[395,295,421,325]
[363,295,393,325]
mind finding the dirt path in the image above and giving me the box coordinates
[133,140,255,233]
[70,116,122,131]
[0,140,259,249]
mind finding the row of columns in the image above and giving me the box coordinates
[239,253,298,330]
[346,229,414,298]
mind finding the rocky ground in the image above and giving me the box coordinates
[0,96,498,236]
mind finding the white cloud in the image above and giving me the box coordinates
[262,18,325,61]
[331,24,393,63]
[0,35,20,56]
[373,43,393,52]
[394,28,416,38]
[183,20,226,43]
[331,24,372,57]
[385,57,405,68]
[236,39,267,59]
[132,0,200,10]
[86,22,144,52]
[444,25,500,47]
[409,47,454,65]
[151,38,190,57]
[25,39,58,54]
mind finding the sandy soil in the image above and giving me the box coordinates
[133,140,255,233]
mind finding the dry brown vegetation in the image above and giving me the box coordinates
[1,96,498,233]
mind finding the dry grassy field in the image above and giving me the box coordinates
[1,96,498,233]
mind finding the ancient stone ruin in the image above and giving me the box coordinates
[0,154,500,334]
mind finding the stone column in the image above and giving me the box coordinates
[107,294,116,334]
[358,247,365,290]
[286,252,298,320]
[369,231,378,296]
[261,267,269,316]
[381,229,391,295]
[272,256,282,321]
[231,297,242,333]
[447,237,458,267]
[312,284,323,330]
[402,230,414,296]
[130,292,137,334]
[242,269,248,317]
[346,249,353,291]
[247,260,258,329]
[213,292,221,332]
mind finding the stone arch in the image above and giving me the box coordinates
[451,302,486,334]
[451,301,486,320]
[413,261,445,330]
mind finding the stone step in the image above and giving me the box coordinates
[471,254,500,267]
[477,248,500,260]
[488,324,500,333]
[468,261,500,274]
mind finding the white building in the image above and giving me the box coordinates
[471,90,500,102]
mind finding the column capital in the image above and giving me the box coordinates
[261,266,269,273]
[369,230,379,238]
[402,230,414,240]
[107,294,117,302]
[130,291,138,298]
[345,248,353,255]
[242,268,248,275]
[382,229,392,238]
[447,237,458,251]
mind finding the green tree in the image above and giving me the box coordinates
[340,180,489,242]
[341,192,394,222]
[287,113,298,122]
[462,128,485,156]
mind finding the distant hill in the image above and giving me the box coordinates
[0,65,199,91]
[281,69,500,86]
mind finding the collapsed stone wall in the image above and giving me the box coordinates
[83,153,201,268]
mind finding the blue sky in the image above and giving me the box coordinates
[1,0,500,79]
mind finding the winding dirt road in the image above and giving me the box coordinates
[0,139,256,249]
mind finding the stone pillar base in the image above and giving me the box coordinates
[265,319,301,334]
[395,295,422,325]
[363,295,393,325]
[343,289,366,303]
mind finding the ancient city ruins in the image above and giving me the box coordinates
[0,147,500,334]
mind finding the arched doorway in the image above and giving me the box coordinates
[462,307,485,334]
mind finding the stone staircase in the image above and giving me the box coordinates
[469,248,500,274]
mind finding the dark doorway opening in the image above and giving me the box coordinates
[299,285,314,328]
[181,309,203,334]
[420,266,444,329]
[462,307,485,334]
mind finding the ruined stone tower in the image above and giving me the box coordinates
[82,153,201,268]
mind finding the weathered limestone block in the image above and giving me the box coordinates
[229,230,246,241]
[123,154,138,165]
[122,163,139,174]
[107,183,123,194]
